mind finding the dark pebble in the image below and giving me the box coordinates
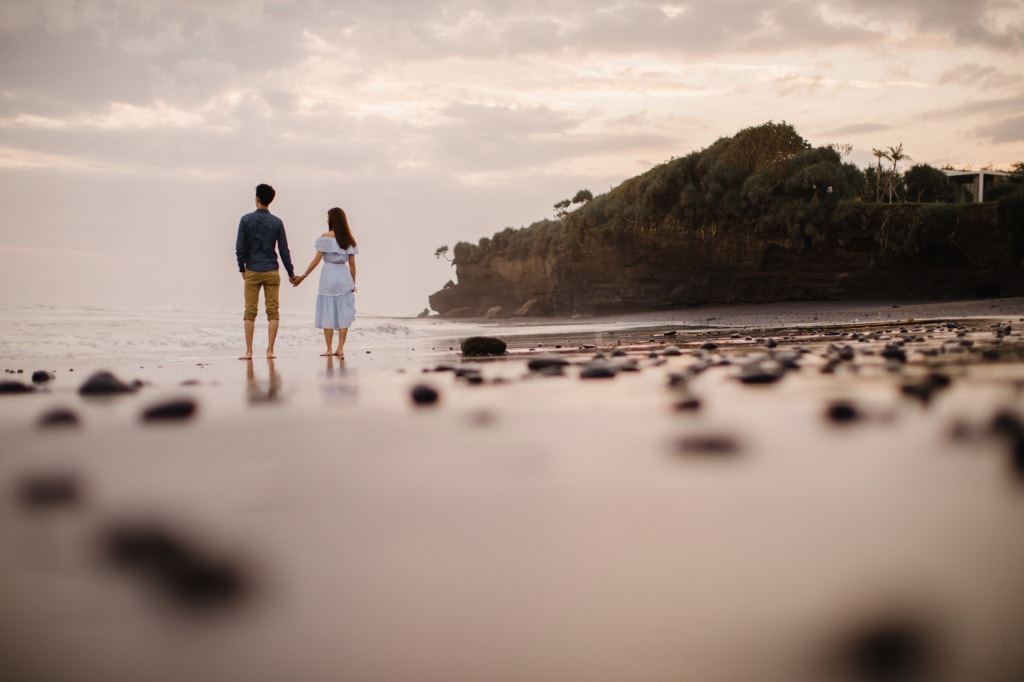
[31,370,55,384]
[18,473,83,509]
[662,345,683,356]
[900,373,952,405]
[774,351,803,370]
[38,407,81,429]
[992,410,1024,439]
[580,363,617,379]
[461,336,507,356]
[881,345,907,363]
[832,617,934,682]
[833,345,856,361]
[826,400,861,423]
[739,361,785,384]
[528,356,570,371]
[991,410,1024,477]
[79,370,139,395]
[675,434,741,457]
[700,342,718,351]
[662,330,677,337]
[0,381,35,394]
[673,398,702,411]
[411,384,440,405]
[820,359,841,374]
[102,523,248,609]
[142,399,198,422]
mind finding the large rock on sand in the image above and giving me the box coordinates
[79,370,139,395]
[461,337,507,357]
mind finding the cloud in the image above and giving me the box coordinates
[924,94,1024,121]
[818,122,895,137]
[826,0,1024,51]
[973,114,1024,144]
[938,63,1024,90]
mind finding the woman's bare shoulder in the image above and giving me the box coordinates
[321,231,334,237]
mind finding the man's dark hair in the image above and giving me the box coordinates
[255,183,276,206]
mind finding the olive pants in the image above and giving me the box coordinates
[243,270,281,321]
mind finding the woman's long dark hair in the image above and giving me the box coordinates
[328,207,357,249]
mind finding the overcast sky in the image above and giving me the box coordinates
[1,0,1022,316]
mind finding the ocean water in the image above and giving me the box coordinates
[0,305,494,364]
[0,305,691,366]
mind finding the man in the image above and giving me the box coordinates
[235,183,299,359]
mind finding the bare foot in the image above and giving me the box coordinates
[320,352,332,357]
[239,353,253,360]
[334,351,345,358]
[266,353,276,359]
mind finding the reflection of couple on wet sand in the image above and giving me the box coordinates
[235,184,359,359]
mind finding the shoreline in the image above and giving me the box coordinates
[434,296,1024,328]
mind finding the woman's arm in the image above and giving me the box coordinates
[348,255,357,293]
[295,252,324,284]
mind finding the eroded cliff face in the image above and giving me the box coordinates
[430,250,563,317]
[428,203,1024,317]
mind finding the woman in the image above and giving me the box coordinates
[295,207,358,357]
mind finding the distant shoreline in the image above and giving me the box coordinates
[431,296,1024,329]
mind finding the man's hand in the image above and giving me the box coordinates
[290,275,303,287]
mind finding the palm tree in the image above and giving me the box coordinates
[872,148,890,202]
[886,143,910,203]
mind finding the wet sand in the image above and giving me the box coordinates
[2,299,1024,681]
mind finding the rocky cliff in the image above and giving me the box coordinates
[429,123,1024,317]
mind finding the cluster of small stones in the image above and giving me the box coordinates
[4,368,246,611]
[412,321,1024,477]
[1,369,200,427]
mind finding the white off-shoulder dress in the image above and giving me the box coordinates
[313,237,358,329]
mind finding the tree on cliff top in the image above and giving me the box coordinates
[448,121,862,266]
[904,164,956,203]
[434,245,453,263]
[715,120,810,176]
[554,189,594,219]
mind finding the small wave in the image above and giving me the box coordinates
[0,307,458,363]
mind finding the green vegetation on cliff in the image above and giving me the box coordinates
[451,122,870,263]
[431,122,1024,316]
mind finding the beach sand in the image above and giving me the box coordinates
[2,299,1024,681]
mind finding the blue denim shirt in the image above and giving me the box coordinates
[235,209,294,277]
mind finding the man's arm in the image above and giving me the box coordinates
[235,218,248,273]
[277,223,295,278]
